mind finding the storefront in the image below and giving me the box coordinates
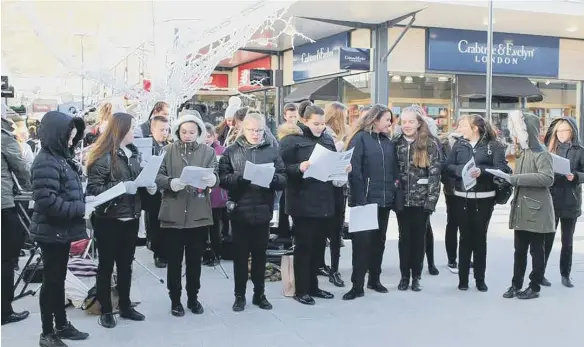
[283,31,372,121]
[425,27,582,139]
[192,73,232,124]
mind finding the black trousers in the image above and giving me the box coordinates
[206,208,227,260]
[1,208,25,320]
[543,217,577,278]
[94,218,139,313]
[165,227,207,304]
[145,206,165,261]
[425,222,435,267]
[293,216,332,295]
[512,230,545,292]
[232,221,270,296]
[277,191,292,238]
[319,199,345,273]
[350,206,391,288]
[456,197,495,283]
[38,242,70,334]
[444,194,459,263]
[396,207,427,280]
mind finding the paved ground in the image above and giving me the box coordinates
[3,197,584,347]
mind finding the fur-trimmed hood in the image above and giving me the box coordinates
[508,110,543,152]
[277,123,303,140]
[544,117,581,147]
[172,112,207,144]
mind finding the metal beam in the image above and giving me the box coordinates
[296,17,374,29]
[485,0,494,123]
[380,8,426,27]
[238,47,281,55]
[371,27,389,105]
[382,14,416,62]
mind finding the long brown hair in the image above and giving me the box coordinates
[97,101,113,124]
[458,114,498,142]
[547,119,573,154]
[401,109,432,168]
[325,102,349,141]
[86,113,134,176]
[345,104,391,150]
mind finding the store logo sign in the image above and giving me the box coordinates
[427,28,559,78]
[339,48,370,71]
[292,32,350,82]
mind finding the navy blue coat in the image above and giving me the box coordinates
[347,130,398,207]
[30,111,87,244]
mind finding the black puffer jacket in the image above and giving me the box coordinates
[394,135,441,211]
[219,136,286,224]
[86,144,142,219]
[30,111,87,244]
[544,117,584,218]
[279,123,336,218]
[347,130,398,207]
[445,137,510,194]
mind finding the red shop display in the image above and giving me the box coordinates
[202,74,229,90]
[238,56,272,92]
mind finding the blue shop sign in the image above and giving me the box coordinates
[426,28,560,78]
[339,48,370,71]
[293,32,350,81]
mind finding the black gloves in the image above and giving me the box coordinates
[237,176,252,186]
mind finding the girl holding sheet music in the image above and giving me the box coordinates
[343,104,398,300]
[86,112,157,328]
[155,111,218,317]
[444,114,510,292]
[542,117,584,288]
[218,113,287,312]
[279,105,347,306]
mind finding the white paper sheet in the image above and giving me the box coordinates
[243,161,276,188]
[87,182,127,208]
[134,138,154,163]
[461,157,477,191]
[550,153,571,175]
[179,166,215,189]
[134,151,165,187]
[303,144,354,182]
[348,203,378,233]
[485,168,511,183]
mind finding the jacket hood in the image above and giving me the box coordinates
[235,134,270,149]
[1,117,14,133]
[277,123,303,140]
[39,111,85,157]
[172,113,207,144]
[508,110,544,152]
[543,117,580,147]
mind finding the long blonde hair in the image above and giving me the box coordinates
[97,102,113,124]
[345,104,392,150]
[401,107,432,168]
[547,119,573,154]
[325,102,349,141]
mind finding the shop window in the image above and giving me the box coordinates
[526,80,578,141]
[240,89,277,134]
[389,74,454,135]
[192,95,229,125]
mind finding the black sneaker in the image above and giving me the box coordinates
[517,288,539,300]
[540,277,551,287]
[119,307,145,321]
[447,261,459,274]
[329,272,345,287]
[188,300,204,314]
[317,265,331,277]
[397,278,409,291]
[171,303,185,317]
[367,280,389,293]
[476,281,489,292]
[252,294,272,310]
[342,287,364,301]
[55,322,89,340]
[411,278,422,292]
[39,333,68,347]
[562,276,574,288]
[310,288,334,299]
[99,313,116,328]
[428,264,440,276]
[502,286,519,299]
[232,296,246,312]
[1,310,29,325]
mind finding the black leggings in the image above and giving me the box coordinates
[38,242,70,334]
[232,221,270,296]
[544,217,577,277]
[425,222,435,267]
[293,216,332,295]
[397,207,428,280]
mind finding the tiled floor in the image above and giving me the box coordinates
[3,198,583,347]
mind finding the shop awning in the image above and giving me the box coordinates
[458,75,544,103]
[284,78,368,103]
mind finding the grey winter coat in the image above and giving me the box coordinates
[1,118,31,209]
[507,111,555,234]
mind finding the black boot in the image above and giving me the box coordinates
[476,280,488,292]
[99,313,116,328]
[39,333,68,347]
[120,307,145,321]
[171,302,185,317]
[562,276,574,288]
[397,278,409,291]
[367,278,388,293]
[411,278,422,292]
[252,293,272,310]
[540,277,551,287]
[329,272,345,287]
[502,286,519,299]
[232,296,246,312]
[317,265,331,277]
[517,288,539,300]
[188,300,204,314]
[55,322,89,340]
[428,264,439,276]
[342,287,364,301]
